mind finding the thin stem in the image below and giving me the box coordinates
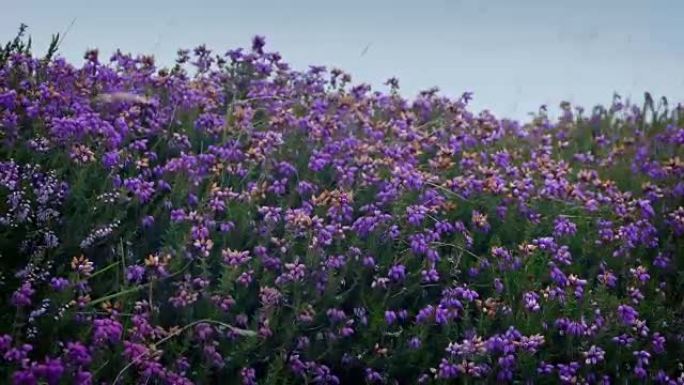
[113,319,256,384]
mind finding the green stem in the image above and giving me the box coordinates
[87,285,148,308]
[88,261,120,280]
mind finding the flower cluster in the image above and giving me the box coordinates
[0,31,683,384]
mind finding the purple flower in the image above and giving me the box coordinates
[493,278,504,293]
[437,358,458,379]
[93,318,123,345]
[12,369,36,385]
[630,265,650,284]
[653,253,671,269]
[241,367,257,385]
[11,282,34,307]
[125,265,145,283]
[141,215,155,228]
[33,357,64,385]
[633,365,647,379]
[252,35,266,53]
[49,277,69,292]
[362,255,376,269]
[388,264,406,282]
[123,177,155,203]
[557,362,580,384]
[327,308,347,324]
[617,304,639,325]
[219,221,235,233]
[633,350,651,366]
[384,310,397,325]
[421,268,440,283]
[170,208,186,222]
[311,364,339,385]
[65,342,91,366]
[408,337,422,350]
[415,305,434,323]
[4,344,32,363]
[553,245,573,265]
[553,216,577,237]
[0,335,12,353]
[612,333,635,347]
[406,205,427,226]
[364,368,383,383]
[652,332,666,354]
[537,361,554,375]
[518,334,545,354]
[583,345,605,365]
[74,370,92,385]
[471,210,490,232]
[598,269,617,288]
[523,291,541,312]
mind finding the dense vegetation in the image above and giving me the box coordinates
[0,26,683,384]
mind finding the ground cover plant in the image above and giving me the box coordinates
[0,26,683,384]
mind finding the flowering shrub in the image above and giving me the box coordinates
[0,28,683,384]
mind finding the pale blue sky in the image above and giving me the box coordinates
[2,0,683,119]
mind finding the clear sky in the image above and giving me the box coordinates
[2,0,683,120]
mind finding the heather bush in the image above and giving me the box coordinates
[0,27,683,384]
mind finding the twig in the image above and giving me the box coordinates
[87,260,193,308]
[86,261,120,281]
[88,285,146,308]
[432,241,483,261]
[425,181,470,202]
[57,18,77,49]
[113,319,256,384]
